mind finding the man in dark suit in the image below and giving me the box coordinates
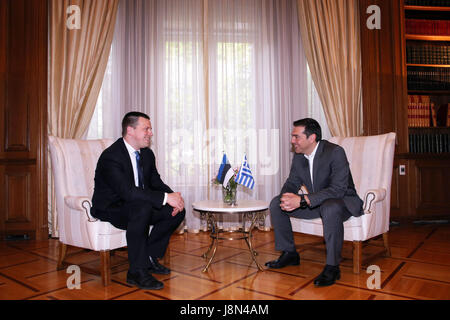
[91,111,185,290]
[265,118,363,287]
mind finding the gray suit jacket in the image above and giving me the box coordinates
[281,140,364,217]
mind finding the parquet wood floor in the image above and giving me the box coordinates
[0,223,449,300]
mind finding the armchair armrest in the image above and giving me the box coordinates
[363,188,386,214]
[64,196,98,222]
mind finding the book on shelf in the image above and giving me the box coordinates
[406,19,450,36]
[407,66,450,91]
[431,102,437,127]
[406,42,450,65]
[409,128,450,154]
[408,95,432,127]
[447,103,450,127]
[434,103,450,127]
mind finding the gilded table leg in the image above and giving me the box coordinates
[201,212,214,258]
[202,239,218,272]
[244,212,264,271]
[202,212,219,272]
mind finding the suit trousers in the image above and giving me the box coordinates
[270,196,352,266]
[100,201,185,271]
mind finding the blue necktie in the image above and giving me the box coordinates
[134,151,144,189]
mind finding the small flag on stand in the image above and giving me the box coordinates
[235,155,255,189]
[217,154,234,187]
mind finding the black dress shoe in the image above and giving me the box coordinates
[148,256,171,275]
[126,269,164,290]
[265,251,300,269]
[314,265,341,287]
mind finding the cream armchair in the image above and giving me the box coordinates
[48,136,127,285]
[290,133,396,274]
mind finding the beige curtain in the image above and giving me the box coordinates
[49,0,118,138]
[49,0,119,236]
[297,0,362,136]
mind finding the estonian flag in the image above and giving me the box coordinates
[217,154,234,187]
[235,155,255,189]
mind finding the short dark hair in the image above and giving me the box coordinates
[293,118,322,142]
[121,111,150,137]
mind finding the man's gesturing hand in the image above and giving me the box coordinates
[167,192,185,216]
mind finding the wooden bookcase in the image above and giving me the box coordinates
[404,2,450,155]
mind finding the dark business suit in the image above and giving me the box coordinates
[91,138,185,271]
[271,140,363,266]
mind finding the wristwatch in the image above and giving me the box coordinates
[299,194,308,209]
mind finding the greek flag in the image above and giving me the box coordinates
[217,154,234,187]
[235,155,255,189]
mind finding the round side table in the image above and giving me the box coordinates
[192,199,269,272]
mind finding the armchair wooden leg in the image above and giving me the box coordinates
[352,241,362,274]
[100,250,111,286]
[57,241,67,270]
[383,232,391,257]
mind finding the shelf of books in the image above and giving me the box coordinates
[404,0,450,154]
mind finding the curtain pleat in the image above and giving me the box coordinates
[297,0,363,137]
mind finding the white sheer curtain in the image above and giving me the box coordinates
[87,0,326,232]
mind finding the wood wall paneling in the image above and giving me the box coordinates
[359,0,408,152]
[0,0,48,240]
[390,158,412,221]
[3,166,36,238]
[6,0,28,154]
[390,160,401,218]
[0,0,7,159]
[414,159,450,217]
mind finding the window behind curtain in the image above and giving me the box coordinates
[86,49,112,140]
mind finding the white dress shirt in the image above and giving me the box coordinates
[123,139,140,187]
[303,141,320,187]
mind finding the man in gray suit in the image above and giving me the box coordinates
[266,118,364,287]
